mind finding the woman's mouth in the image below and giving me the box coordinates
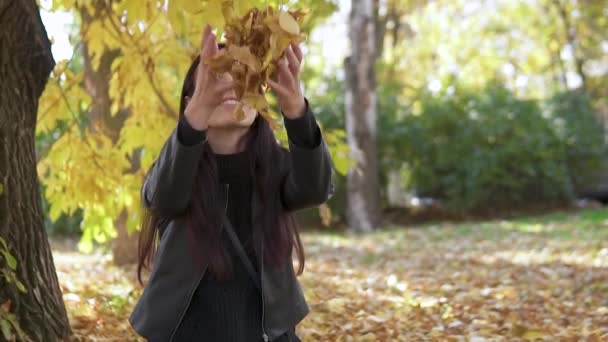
[221,98,238,105]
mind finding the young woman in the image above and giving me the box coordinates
[129,24,334,342]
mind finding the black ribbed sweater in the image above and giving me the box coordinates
[173,150,263,341]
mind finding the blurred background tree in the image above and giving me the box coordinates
[308,0,607,221]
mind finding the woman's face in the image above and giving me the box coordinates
[190,71,258,129]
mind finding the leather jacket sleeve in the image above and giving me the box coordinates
[280,102,335,211]
[141,124,207,219]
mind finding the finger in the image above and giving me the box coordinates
[208,33,219,57]
[197,26,212,81]
[291,43,303,64]
[195,60,207,91]
[285,46,300,76]
[196,52,211,85]
[211,81,236,98]
[278,58,297,89]
[202,33,218,60]
[266,78,291,99]
[201,32,217,60]
[200,24,212,54]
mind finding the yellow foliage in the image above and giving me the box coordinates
[37,63,89,134]
[85,19,121,70]
[39,126,134,250]
[38,0,340,250]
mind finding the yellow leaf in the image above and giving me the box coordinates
[167,0,186,33]
[228,45,260,72]
[319,203,332,227]
[262,49,273,69]
[279,11,300,35]
[78,228,94,254]
[221,0,235,21]
[233,102,245,121]
[242,92,268,112]
[522,330,547,340]
[176,0,203,13]
[85,21,107,70]
[122,0,145,23]
[264,16,282,33]
[205,51,234,73]
[201,0,224,32]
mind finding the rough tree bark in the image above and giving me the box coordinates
[80,4,139,266]
[0,0,71,340]
[344,0,382,232]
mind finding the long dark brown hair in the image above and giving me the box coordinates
[136,53,305,285]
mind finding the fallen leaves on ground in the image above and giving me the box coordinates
[52,208,608,341]
[51,239,142,341]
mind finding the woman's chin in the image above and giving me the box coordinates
[210,105,238,121]
[208,103,257,128]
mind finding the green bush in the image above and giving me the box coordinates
[544,90,607,192]
[303,65,606,214]
[400,82,606,210]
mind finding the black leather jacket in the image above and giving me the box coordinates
[129,110,334,341]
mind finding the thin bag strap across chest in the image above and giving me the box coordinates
[222,215,262,293]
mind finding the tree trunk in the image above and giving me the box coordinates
[552,0,588,91]
[344,0,382,232]
[80,5,125,143]
[0,1,71,340]
[111,210,140,265]
[387,169,408,208]
[80,5,139,266]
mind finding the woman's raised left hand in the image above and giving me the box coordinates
[267,43,306,119]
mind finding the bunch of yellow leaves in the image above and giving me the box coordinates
[205,1,306,122]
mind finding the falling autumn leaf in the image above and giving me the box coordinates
[205,1,306,121]
[227,45,260,72]
[319,203,332,227]
[279,11,300,35]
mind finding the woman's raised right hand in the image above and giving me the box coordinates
[184,24,235,131]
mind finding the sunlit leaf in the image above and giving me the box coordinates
[1,250,17,271]
[279,11,300,35]
[0,320,12,341]
[15,280,27,293]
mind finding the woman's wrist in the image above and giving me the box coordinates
[283,99,320,148]
[184,105,210,131]
[178,115,206,146]
[281,96,306,120]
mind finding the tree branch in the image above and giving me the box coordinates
[551,0,587,91]
[102,3,179,119]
